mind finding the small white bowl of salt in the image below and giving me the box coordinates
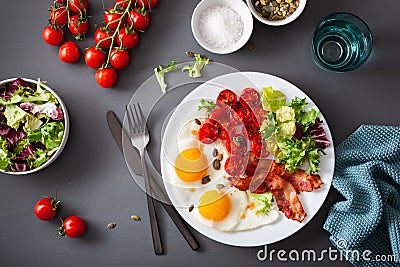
[191,0,254,54]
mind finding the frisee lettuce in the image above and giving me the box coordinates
[248,192,274,215]
[154,60,177,94]
[198,99,216,113]
[182,54,210,78]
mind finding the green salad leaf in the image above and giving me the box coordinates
[182,54,210,78]
[28,149,48,169]
[248,192,274,215]
[261,87,286,112]
[289,97,319,131]
[198,99,216,113]
[154,60,177,93]
[4,105,27,130]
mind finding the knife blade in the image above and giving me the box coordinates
[106,110,199,251]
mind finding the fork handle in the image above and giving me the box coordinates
[141,154,163,255]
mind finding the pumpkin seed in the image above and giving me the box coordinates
[201,175,211,184]
[216,184,225,190]
[248,41,255,51]
[186,51,195,57]
[216,153,223,161]
[252,0,299,21]
[189,204,194,212]
[107,223,117,229]
[194,118,201,125]
[212,159,221,170]
[130,215,141,221]
[233,135,244,146]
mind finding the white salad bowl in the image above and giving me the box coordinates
[191,0,253,54]
[0,78,69,175]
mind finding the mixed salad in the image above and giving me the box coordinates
[0,78,65,172]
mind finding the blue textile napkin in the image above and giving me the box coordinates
[324,125,400,267]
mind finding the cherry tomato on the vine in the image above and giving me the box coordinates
[60,216,86,238]
[128,8,150,32]
[110,48,130,70]
[96,67,118,88]
[94,27,114,49]
[104,8,127,30]
[116,0,130,10]
[34,197,60,221]
[116,27,139,49]
[68,15,89,39]
[50,6,68,27]
[68,0,89,14]
[137,0,159,9]
[84,46,106,69]
[42,25,64,46]
[59,41,80,63]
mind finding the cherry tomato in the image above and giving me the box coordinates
[42,25,64,46]
[116,27,139,49]
[50,6,68,27]
[233,102,252,122]
[198,122,218,144]
[252,106,267,128]
[94,27,114,49]
[137,0,159,9]
[96,67,118,88]
[84,46,106,69]
[217,89,237,108]
[59,41,80,63]
[209,108,229,125]
[68,15,89,39]
[34,197,59,221]
[128,9,150,32]
[62,216,86,238]
[116,0,130,10]
[225,155,247,176]
[68,0,89,14]
[239,87,261,109]
[110,48,130,70]
[104,8,127,30]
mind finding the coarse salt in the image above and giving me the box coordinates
[199,5,244,49]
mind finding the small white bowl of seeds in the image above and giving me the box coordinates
[246,0,306,26]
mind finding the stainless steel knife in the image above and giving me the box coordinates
[106,110,199,251]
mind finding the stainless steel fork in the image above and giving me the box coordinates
[126,103,163,255]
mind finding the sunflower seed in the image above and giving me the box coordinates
[201,175,211,184]
[189,204,194,212]
[130,215,141,221]
[107,223,117,229]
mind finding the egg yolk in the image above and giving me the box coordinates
[198,190,231,222]
[175,148,208,182]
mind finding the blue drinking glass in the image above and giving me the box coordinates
[312,12,373,72]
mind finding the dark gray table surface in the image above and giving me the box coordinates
[1,0,399,266]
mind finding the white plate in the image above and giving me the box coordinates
[160,72,335,247]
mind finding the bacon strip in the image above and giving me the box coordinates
[273,181,306,222]
[286,170,322,192]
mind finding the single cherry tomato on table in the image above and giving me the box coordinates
[104,8,127,30]
[50,6,68,27]
[68,15,89,39]
[217,89,237,108]
[59,41,80,63]
[137,0,160,9]
[110,48,130,70]
[84,46,106,69]
[68,0,89,14]
[239,87,261,109]
[198,122,218,144]
[94,27,114,49]
[128,8,150,32]
[59,216,86,238]
[34,197,60,221]
[96,67,118,88]
[116,27,139,49]
[225,155,247,176]
[42,25,64,46]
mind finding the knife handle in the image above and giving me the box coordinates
[149,178,200,251]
